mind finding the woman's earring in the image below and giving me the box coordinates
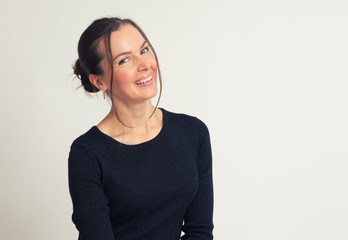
[103,91,106,99]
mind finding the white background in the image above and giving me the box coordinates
[1,0,347,239]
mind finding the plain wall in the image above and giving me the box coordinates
[0,0,347,239]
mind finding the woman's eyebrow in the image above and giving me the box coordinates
[140,40,147,49]
[113,41,148,61]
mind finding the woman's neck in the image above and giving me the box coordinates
[114,101,155,123]
[104,100,158,134]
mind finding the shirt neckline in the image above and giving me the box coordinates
[91,107,167,149]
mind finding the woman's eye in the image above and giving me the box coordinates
[118,58,129,65]
[141,47,149,54]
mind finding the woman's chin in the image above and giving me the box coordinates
[141,88,158,100]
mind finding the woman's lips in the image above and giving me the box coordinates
[137,78,153,86]
[135,75,153,85]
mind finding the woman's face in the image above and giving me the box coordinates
[100,24,158,104]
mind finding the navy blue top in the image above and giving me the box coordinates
[68,108,214,240]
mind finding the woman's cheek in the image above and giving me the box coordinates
[114,70,135,84]
[151,56,158,69]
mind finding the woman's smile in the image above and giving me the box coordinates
[135,74,153,85]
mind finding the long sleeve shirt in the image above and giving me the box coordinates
[68,108,214,240]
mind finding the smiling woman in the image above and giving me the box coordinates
[68,17,214,240]
[93,25,159,106]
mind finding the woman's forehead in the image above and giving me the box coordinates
[110,25,145,53]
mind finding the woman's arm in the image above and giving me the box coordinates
[68,143,115,240]
[181,119,214,240]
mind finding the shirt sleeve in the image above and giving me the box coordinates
[181,119,214,240]
[68,143,115,240]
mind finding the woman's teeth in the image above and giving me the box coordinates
[135,76,152,85]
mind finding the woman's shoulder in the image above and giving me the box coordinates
[69,126,101,150]
[161,107,209,131]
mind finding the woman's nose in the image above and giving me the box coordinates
[136,57,150,71]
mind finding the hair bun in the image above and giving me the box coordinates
[73,59,99,93]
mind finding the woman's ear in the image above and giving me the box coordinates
[89,74,108,91]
